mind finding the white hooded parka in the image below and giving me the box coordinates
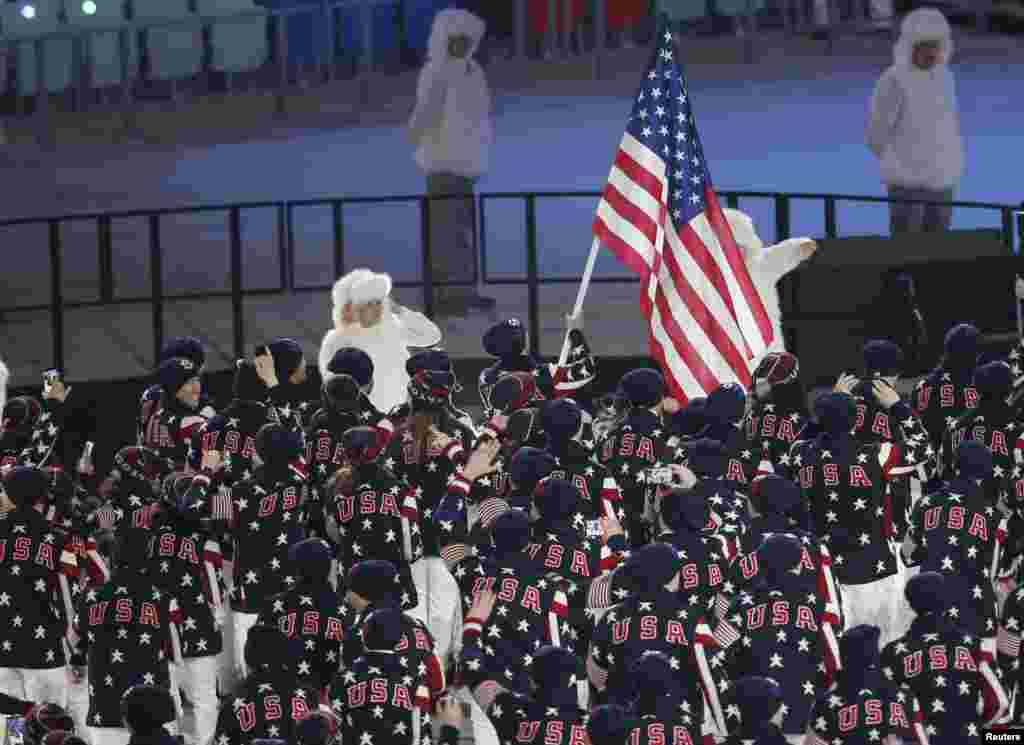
[866,8,963,191]
[408,9,493,178]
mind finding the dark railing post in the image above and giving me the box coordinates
[1017,203,1024,256]
[1002,207,1014,255]
[229,207,245,358]
[525,195,541,357]
[285,203,295,291]
[775,194,791,242]
[593,0,607,78]
[478,195,488,285]
[514,0,527,59]
[49,220,64,371]
[277,204,288,291]
[824,197,837,239]
[332,200,345,280]
[420,196,434,318]
[98,216,114,302]
[725,192,739,210]
[149,214,164,366]
[275,12,288,117]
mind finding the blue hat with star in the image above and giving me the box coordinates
[483,319,527,361]
[629,651,685,706]
[587,705,630,745]
[159,336,205,370]
[706,383,746,425]
[905,571,949,615]
[957,439,994,480]
[288,538,333,583]
[863,339,904,377]
[618,368,666,408]
[814,392,857,435]
[156,356,199,395]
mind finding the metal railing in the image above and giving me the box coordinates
[0,189,1021,377]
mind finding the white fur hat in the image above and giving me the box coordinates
[332,269,393,308]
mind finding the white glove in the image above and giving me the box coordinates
[1015,276,1024,301]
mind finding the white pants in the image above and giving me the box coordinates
[233,612,259,680]
[217,609,238,695]
[0,666,68,707]
[841,570,905,647]
[176,656,219,745]
[410,558,462,666]
[88,728,131,745]
[455,687,498,745]
[68,672,92,745]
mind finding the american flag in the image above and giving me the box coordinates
[593,23,773,402]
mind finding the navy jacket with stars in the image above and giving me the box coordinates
[200,400,279,489]
[149,512,224,659]
[805,673,928,745]
[548,444,623,527]
[19,393,94,473]
[791,402,931,586]
[226,466,308,613]
[460,553,571,695]
[257,583,348,692]
[0,507,78,670]
[332,462,422,610]
[589,589,723,728]
[141,396,209,473]
[105,478,163,532]
[710,582,841,736]
[72,573,182,727]
[997,585,1024,724]
[743,399,809,478]
[905,478,1007,640]
[598,408,672,524]
[881,615,1008,743]
[626,708,703,745]
[342,605,445,704]
[330,649,432,745]
[945,405,1023,508]
[912,369,979,457]
[214,675,318,745]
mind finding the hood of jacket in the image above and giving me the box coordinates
[894,8,953,69]
[426,8,486,63]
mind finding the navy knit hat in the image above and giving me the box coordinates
[159,337,205,370]
[341,426,382,465]
[957,440,994,480]
[944,323,980,370]
[490,372,541,415]
[255,423,304,466]
[974,361,1013,400]
[669,397,707,438]
[706,383,746,425]
[685,438,729,478]
[840,625,881,672]
[587,706,630,745]
[295,710,340,745]
[905,571,948,615]
[758,533,803,584]
[492,509,531,555]
[289,538,333,584]
[541,398,583,445]
[3,465,49,506]
[509,447,556,490]
[530,645,579,690]
[2,396,41,433]
[156,357,199,395]
[731,676,783,729]
[347,560,399,603]
[815,392,857,435]
[114,528,154,570]
[535,479,581,527]
[752,475,801,516]
[114,446,171,485]
[629,651,685,707]
[626,543,681,593]
[362,607,404,651]
[406,349,453,377]
[407,369,455,411]
[121,686,176,732]
[660,486,709,532]
[328,347,374,388]
[504,408,543,450]
[483,319,527,361]
[245,623,294,672]
[863,340,904,377]
[233,359,268,402]
[618,368,666,408]
[268,338,304,383]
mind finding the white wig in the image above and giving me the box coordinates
[331,269,393,326]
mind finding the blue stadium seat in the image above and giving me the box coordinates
[66,0,139,88]
[132,0,202,80]
[2,0,75,95]
[198,0,269,74]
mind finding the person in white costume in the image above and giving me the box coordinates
[318,269,442,414]
[408,7,495,315]
[723,208,817,358]
[867,7,962,234]
[0,357,7,420]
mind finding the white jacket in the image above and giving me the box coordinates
[866,8,963,191]
[0,357,7,416]
[724,209,813,358]
[408,9,493,178]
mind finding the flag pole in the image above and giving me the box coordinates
[557,237,602,368]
